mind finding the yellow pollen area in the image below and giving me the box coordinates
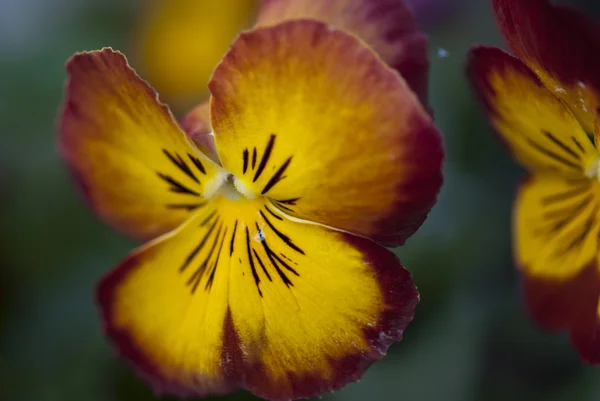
[584,157,600,182]
[211,173,257,201]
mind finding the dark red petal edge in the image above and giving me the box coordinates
[520,263,600,364]
[96,254,236,398]
[375,116,443,247]
[492,0,600,91]
[466,45,562,162]
[221,233,419,401]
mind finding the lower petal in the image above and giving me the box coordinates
[97,197,418,400]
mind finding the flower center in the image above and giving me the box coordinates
[216,174,257,200]
[585,157,600,181]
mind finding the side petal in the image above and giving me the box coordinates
[97,196,418,400]
[515,174,600,363]
[210,20,443,246]
[58,49,226,241]
[492,0,600,131]
[255,0,430,108]
[467,46,597,175]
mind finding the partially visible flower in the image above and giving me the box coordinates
[59,12,442,401]
[133,0,257,106]
[468,0,600,363]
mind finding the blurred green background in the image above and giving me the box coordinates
[1,0,600,400]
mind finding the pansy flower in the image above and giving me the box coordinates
[468,0,600,363]
[58,2,442,401]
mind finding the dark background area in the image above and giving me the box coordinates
[1,0,600,400]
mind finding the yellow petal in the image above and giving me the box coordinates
[515,174,599,280]
[210,20,442,246]
[58,48,226,240]
[468,46,597,176]
[97,196,418,400]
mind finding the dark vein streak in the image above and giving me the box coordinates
[565,217,594,252]
[242,149,249,174]
[252,147,257,169]
[157,173,200,196]
[166,203,206,211]
[265,204,283,220]
[200,210,218,226]
[541,185,589,205]
[253,249,272,281]
[526,138,580,169]
[572,137,585,152]
[205,228,227,291]
[246,227,262,296]
[257,223,294,287]
[280,253,298,265]
[189,222,223,293]
[163,149,198,183]
[188,154,207,175]
[180,217,219,272]
[254,134,275,182]
[259,210,305,254]
[274,201,294,212]
[230,220,238,256]
[542,131,580,160]
[277,197,300,205]
[262,157,292,195]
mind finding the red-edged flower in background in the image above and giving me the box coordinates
[58,1,442,399]
[468,0,600,363]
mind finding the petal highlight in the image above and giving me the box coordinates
[97,196,418,399]
[210,20,442,246]
[255,0,430,107]
[492,0,600,131]
[467,46,597,176]
[59,49,226,240]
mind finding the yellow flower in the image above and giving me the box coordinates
[58,1,442,399]
[468,0,600,363]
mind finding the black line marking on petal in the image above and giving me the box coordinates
[205,227,227,291]
[259,210,304,254]
[166,203,206,211]
[200,210,218,226]
[252,147,257,169]
[541,185,590,205]
[256,222,295,287]
[157,173,200,196]
[542,131,580,160]
[163,149,199,183]
[189,221,224,293]
[277,197,300,205]
[280,253,298,265]
[273,201,294,212]
[526,138,580,170]
[230,220,238,256]
[254,134,275,182]
[253,249,272,281]
[565,216,595,252]
[188,154,207,175]
[547,196,591,234]
[245,227,262,296]
[572,137,585,153]
[265,204,283,220]
[262,157,292,195]
[242,149,249,174]
[180,217,220,272]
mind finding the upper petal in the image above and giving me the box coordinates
[255,0,430,108]
[492,0,600,131]
[58,49,226,240]
[97,196,418,400]
[467,46,597,176]
[210,20,443,246]
[180,100,220,164]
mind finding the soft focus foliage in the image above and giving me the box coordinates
[2,0,600,400]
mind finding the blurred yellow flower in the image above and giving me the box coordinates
[133,0,257,107]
